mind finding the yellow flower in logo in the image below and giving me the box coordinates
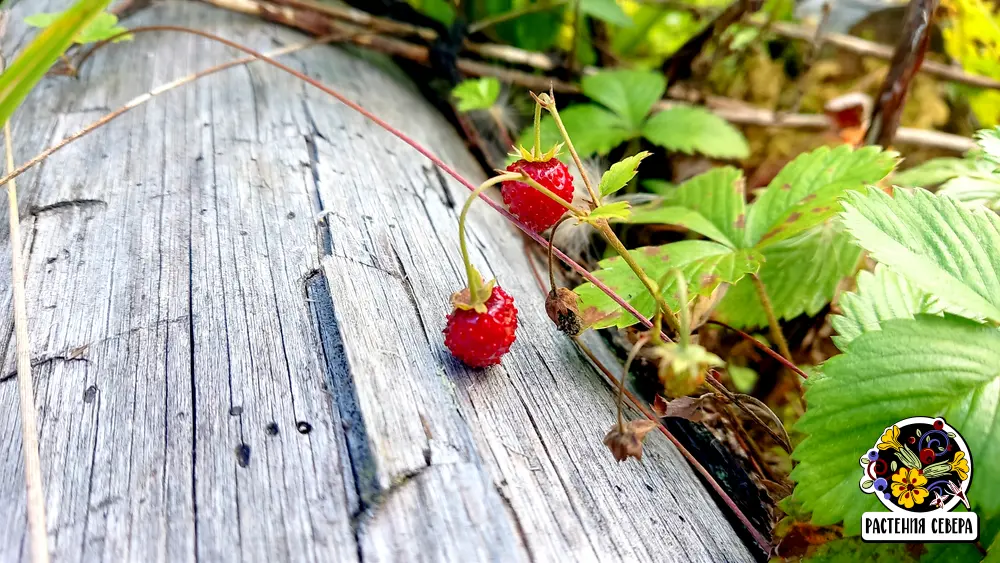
[878,425,903,450]
[950,451,970,481]
[891,467,929,509]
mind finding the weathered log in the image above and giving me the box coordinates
[0,1,755,561]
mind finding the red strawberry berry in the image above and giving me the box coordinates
[503,158,574,233]
[444,285,518,367]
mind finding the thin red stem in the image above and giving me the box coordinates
[707,320,808,380]
[574,338,771,553]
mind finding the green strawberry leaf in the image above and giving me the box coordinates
[586,201,632,221]
[841,187,1000,324]
[581,69,666,131]
[642,105,750,160]
[892,157,992,188]
[831,264,942,349]
[626,166,746,248]
[580,0,633,27]
[520,103,634,159]
[939,175,1000,212]
[715,220,862,329]
[599,151,651,196]
[451,77,500,112]
[791,315,1000,534]
[25,10,129,44]
[744,145,898,248]
[575,241,760,329]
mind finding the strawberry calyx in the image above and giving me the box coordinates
[450,267,495,314]
[508,142,563,163]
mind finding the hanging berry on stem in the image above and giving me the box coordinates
[443,173,523,368]
[501,96,576,233]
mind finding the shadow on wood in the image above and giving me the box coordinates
[0,1,756,561]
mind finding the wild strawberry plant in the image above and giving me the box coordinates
[5,5,999,559]
[516,69,751,160]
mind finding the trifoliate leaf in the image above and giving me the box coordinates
[25,11,130,44]
[585,201,632,221]
[519,103,633,159]
[791,315,1000,534]
[976,126,1000,168]
[580,0,633,27]
[841,187,1000,324]
[715,220,861,329]
[599,151,651,196]
[451,77,500,112]
[831,264,942,349]
[581,69,666,131]
[575,240,761,329]
[627,167,747,248]
[642,105,750,160]
[745,145,898,248]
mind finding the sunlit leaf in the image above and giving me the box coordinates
[451,77,500,112]
[575,240,760,329]
[626,166,746,248]
[841,187,1000,323]
[599,151,651,196]
[891,157,990,188]
[715,220,861,329]
[744,145,898,248]
[642,105,750,160]
[25,10,130,44]
[586,201,632,221]
[830,264,942,349]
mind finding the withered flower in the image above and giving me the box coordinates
[545,287,583,336]
[603,420,658,462]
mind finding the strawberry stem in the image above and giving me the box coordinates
[594,220,680,332]
[618,336,649,431]
[673,269,691,349]
[459,173,522,304]
[533,101,542,160]
[751,273,792,362]
[536,92,600,207]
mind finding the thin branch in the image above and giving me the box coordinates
[4,122,49,563]
[468,1,566,33]
[761,20,1000,91]
[707,320,808,380]
[865,0,941,147]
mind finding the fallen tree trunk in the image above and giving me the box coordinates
[0,1,756,561]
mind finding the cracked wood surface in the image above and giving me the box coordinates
[0,1,755,562]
